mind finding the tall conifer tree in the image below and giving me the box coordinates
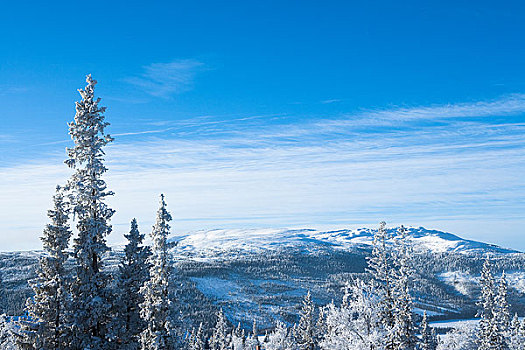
[392,226,417,350]
[65,74,114,349]
[477,258,505,350]
[245,320,260,350]
[494,272,511,335]
[419,312,438,350]
[266,321,295,350]
[187,323,205,350]
[508,314,523,350]
[111,219,151,349]
[140,194,174,350]
[209,309,230,350]
[17,186,73,349]
[367,221,396,349]
[295,291,316,350]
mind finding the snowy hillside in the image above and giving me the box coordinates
[169,226,518,257]
[1,226,524,332]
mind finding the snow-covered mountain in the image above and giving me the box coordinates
[1,226,524,332]
[169,226,518,257]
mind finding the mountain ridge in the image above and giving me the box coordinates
[1,226,523,327]
[167,226,520,257]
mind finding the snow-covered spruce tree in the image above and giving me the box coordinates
[346,279,384,349]
[16,186,73,349]
[437,325,477,350]
[419,312,438,350]
[263,331,270,344]
[319,279,383,350]
[187,323,205,350]
[318,301,350,350]
[366,221,396,349]
[494,272,510,338]
[429,328,438,350]
[65,74,114,349]
[314,302,327,346]
[295,291,316,350]
[477,258,496,350]
[0,314,16,350]
[266,321,295,350]
[140,194,174,350]
[508,314,524,350]
[476,258,507,350]
[521,318,525,348]
[209,309,231,350]
[110,219,151,349]
[231,323,246,350]
[245,320,260,350]
[391,226,417,350]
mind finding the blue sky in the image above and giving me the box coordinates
[1,1,525,250]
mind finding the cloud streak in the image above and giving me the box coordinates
[1,94,525,250]
[125,59,205,98]
[322,94,525,129]
[0,85,29,96]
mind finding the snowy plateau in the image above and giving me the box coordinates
[1,226,524,332]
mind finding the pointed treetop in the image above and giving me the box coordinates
[421,311,428,326]
[374,221,391,242]
[125,218,143,242]
[86,74,97,86]
[155,194,172,224]
[66,75,112,170]
[76,74,99,102]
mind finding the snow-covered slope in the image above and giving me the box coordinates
[1,226,524,331]
[169,226,518,257]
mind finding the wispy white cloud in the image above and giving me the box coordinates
[104,95,150,104]
[0,85,29,96]
[1,95,525,250]
[112,129,176,137]
[125,59,205,98]
[322,94,525,129]
[321,99,342,104]
[0,134,17,144]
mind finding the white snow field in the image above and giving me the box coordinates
[168,226,518,258]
